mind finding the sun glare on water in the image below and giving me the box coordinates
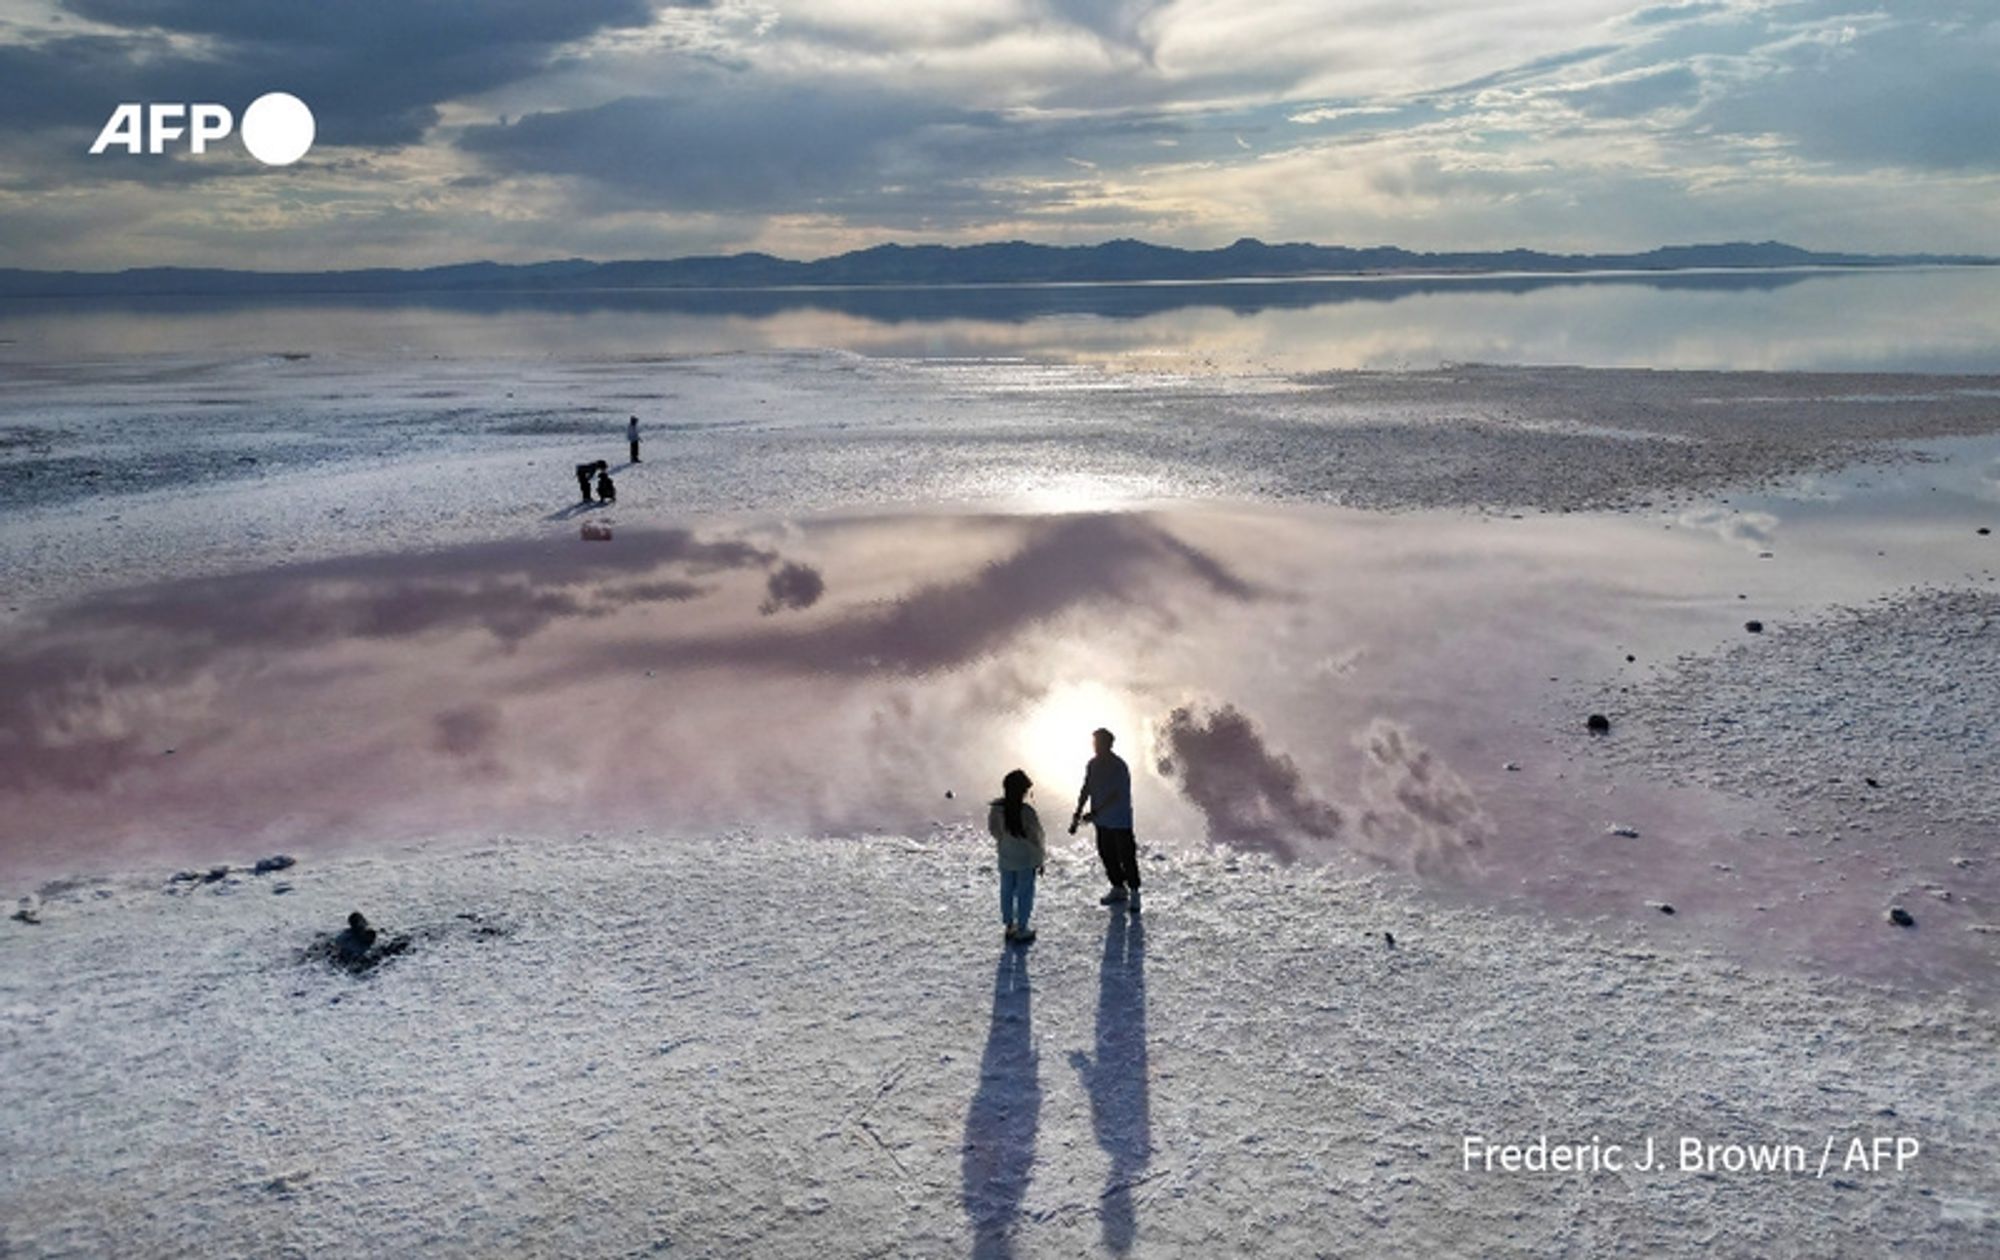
[1014,681,1142,794]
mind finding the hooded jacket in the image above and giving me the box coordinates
[987,801,1048,872]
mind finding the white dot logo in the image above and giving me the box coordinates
[240,92,315,166]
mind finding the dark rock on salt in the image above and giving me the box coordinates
[1887,906,1916,928]
[254,855,296,875]
[202,865,230,883]
[1383,931,1395,948]
[1865,777,1881,789]
[1586,713,1612,735]
[307,911,413,974]
[1745,620,1764,633]
[336,912,376,963]
[1979,527,1991,536]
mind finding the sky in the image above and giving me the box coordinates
[0,0,1995,270]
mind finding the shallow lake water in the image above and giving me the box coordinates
[4,266,1999,373]
[4,459,1995,992]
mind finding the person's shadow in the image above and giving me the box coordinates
[1070,913,1150,1253]
[961,947,1039,1260]
[544,500,606,521]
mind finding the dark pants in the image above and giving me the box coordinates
[1095,827,1141,889]
[576,472,592,501]
[630,440,640,463]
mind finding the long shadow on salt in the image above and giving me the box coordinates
[961,947,1039,1259]
[1073,912,1151,1253]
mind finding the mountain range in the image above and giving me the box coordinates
[1,239,1991,298]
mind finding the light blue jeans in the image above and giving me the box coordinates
[1000,868,1038,929]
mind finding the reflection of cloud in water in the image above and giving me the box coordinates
[0,528,784,794]
[1,667,224,792]
[433,703,502,760]
[69,529,778,650]
[1354,718,1491,877]
[1310,645,1366,679]
[1678,505,1779,551]
[759,561,825,615]
[596,578,709,606]
[1155,703,1343,862]
[590,514,1255,678]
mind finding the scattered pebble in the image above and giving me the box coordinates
[1585,713,1611,735]
[1745,620,1764,633]
[1607,825,1641,839]
[1887,906,1916,928]
[253,854,296,875]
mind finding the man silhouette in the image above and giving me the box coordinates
[628,414,641,464]
[1073,727,1141,913]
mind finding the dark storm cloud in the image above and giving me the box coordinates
[459,82,1189,216]
[460,85,989,212]
[1,0,660,151]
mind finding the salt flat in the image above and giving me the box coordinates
[2,350,1997,1257]
[3,836,1995,1258]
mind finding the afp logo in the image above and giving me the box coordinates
[89,92,315,166]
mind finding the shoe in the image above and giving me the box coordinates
[1099,887,1129,905]
[1013,928,1036,944]
[1004,923,1018,941]
[1128,890,1142,914]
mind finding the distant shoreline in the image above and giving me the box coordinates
[3,262,1991,304]
[4,237,1992,300]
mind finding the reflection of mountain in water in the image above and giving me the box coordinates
[0,268,1857,327]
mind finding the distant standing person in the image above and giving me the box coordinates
[628,414,641,464]
[1072,727,1140,913]
[988,769,1046,944]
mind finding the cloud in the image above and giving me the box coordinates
[1155,703,1342,861]
[1352,718,1489,875]
[563,513,1256,678]
[2,0,1997,266]
[433,703,503,758]
[760,562,827,614]
[456,77,1195,222]
[1693,8,2000,171]
[0,0,662,177]
[1557,64,1702,118]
